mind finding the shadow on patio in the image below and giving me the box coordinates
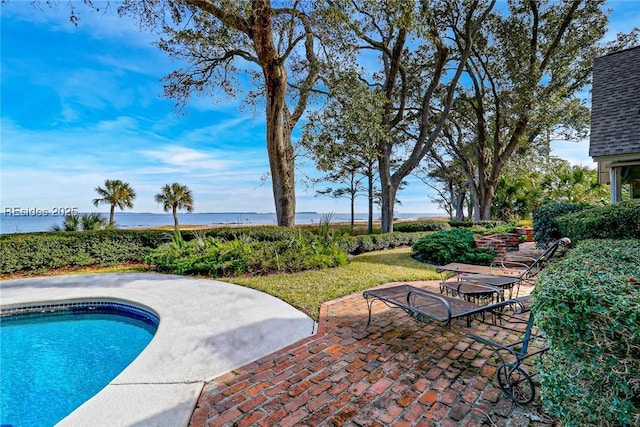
[189,280,558,426]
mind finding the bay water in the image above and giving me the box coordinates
[1,212,442,234]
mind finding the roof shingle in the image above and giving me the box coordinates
[589,46,640,158]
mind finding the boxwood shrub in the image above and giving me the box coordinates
[532,202,592,248]
[533,239,640,426]
[192,225,301,242]
[411,228,496,266]
[448,220,503,229]
[554,199,640,242]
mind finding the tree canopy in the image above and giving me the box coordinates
[117,0,323,226]
[92,179,136,225]
[305,0,495,232]
[431,0,638,220]
[36,0,640,227]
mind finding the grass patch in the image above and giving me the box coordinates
[220,247,440,320]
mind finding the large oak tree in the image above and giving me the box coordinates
[315,0,494,232]
[118,0,321,226]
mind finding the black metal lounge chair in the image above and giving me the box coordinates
[363,285,547,404]
[363,284,527,326]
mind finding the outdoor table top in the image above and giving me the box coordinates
[436,262,525,278]
[440,281,505,297]
[458,275,521,287]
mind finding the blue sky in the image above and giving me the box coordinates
[1,2,638,215]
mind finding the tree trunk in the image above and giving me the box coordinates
[367,174,374,234]
[479,190,493,220]
[350,192,355,233]
[109,205,115,226]
[172,205,179,231]
[471,182,495,220]
[379,151,396,233]
[253,4,296,227]
[265,92,296,226]
[455,191,465,221]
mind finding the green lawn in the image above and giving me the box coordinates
[220,247,441,320]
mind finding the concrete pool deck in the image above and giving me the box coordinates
[0,273,315,426]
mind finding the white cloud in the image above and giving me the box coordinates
[550,139,596,168]
[139,146,228,170]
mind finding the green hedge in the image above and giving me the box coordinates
[1,226,428,275]
[532,202,592,247]
[0,230,169,274]
[533,239,640,426]
[338,232,428,255]
[394,220,451,233]
[188,225,302,242]
[411,228,496,266]
[555,199,640,242]
[448,220,503,228]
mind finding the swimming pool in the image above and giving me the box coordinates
[0,301,158,427]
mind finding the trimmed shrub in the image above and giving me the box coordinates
[555,199,640,242]
[533,239,640,426]
[411,228,497,266]
[1,224,427,275]
[338,232,427,255]
[0,230,169,274]
[195,225,301,242]
[448,220,503,229]
[532,202,592,248]
[394,220,451,233]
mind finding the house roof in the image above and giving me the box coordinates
[589,46,640,159]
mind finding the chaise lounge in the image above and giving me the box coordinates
[362,285,547,404]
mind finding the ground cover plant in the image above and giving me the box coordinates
[533,239,640,426]
[147,231,348,277]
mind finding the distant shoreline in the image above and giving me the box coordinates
[1,212,445,234]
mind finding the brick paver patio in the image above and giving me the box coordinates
[189,281,557,426]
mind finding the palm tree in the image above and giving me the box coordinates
[51,214,80,232]
[154,183,194,231]
[51,213,108,232]
[81,213,108,231]
[92,179,136,226]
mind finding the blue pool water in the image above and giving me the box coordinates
[0,305,158,427]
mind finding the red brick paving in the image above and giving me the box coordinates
[189,281,557,426]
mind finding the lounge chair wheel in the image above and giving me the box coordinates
[496,364,535,404]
